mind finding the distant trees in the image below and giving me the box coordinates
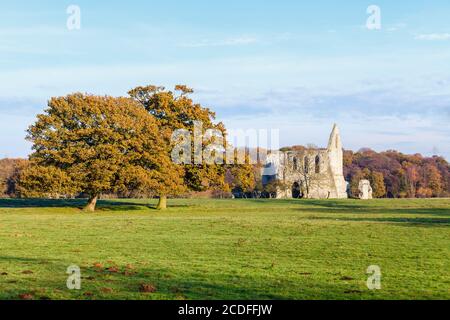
[424,164,443,196]
[4,146,449,201]
[370,171,386,198]
[349,168,367,197]
[344,149,450,198]
[0,158,28,197]
[348,167,386,198]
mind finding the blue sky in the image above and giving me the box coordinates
[1,0,450,159]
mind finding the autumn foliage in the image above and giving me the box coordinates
[128,85,231,207]
[20,93,184,211]
[1,86,449,206]
[7,86,254,210]
[344,149,450,198]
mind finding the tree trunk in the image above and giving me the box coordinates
[85,195,99,212]
[156,195,167,210]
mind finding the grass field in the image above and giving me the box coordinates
[0,198,449,300]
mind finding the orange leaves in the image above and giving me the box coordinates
[24,93,179,210]
[19,293,34,300]
[139,284,157,293]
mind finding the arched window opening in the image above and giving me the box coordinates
[293,157,298,171]
[304,156,309,174]
[315,155,320,174]
[292,182,300,198]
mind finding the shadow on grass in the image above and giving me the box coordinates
[0,255,370,300]
[0,198,197,211]
[293,204,450,227]
[0,198,152,210]
[304,215,450,227]
[294,206,450,216]
[0,198,85,208]
[0,255,59,264]
[244,198,450,225]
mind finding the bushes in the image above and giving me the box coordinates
[0,158,29,198]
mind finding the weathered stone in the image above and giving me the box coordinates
[262,124,348,199]
[358,180,373,200]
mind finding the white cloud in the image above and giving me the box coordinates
[386,23,407,32]
[415,33,450,41]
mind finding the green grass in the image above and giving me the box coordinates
[0,198,449,300]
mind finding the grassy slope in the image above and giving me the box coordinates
[0,198,449,300]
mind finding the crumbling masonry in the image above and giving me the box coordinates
[262,125,348,199]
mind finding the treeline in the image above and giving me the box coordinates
[344,149,450,198]
[0,158,27,197]
[0,157,257,200]
[3,149,449,201]
[1,86,256,211]
[2,84,449,204]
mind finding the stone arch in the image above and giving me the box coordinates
[292,182,302,199]
[304,156,309,174]
[293,157,298,171]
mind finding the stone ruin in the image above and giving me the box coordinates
[358,180,373,200]
[261,124,348,199]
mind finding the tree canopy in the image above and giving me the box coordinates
[23,93,184,211]
[128,85,229,208]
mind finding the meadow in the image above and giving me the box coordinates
[0,198,449,300]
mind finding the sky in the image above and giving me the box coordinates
[0,0,450,159]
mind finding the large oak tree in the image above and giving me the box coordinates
[128,85,228,208]
[24,93,184,211]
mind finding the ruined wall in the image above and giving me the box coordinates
[262,125,348,199]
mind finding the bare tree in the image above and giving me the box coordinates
[293,151,329,199]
